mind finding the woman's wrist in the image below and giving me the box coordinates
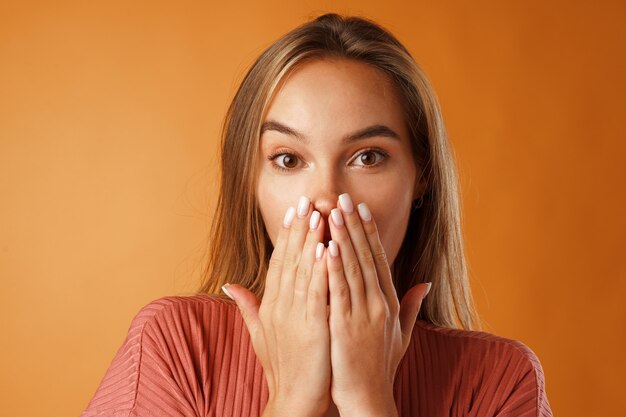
[335,389,398,417]
[262,396,328,417]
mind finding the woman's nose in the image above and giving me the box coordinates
[308,171,342,218]
[311,195,336,219]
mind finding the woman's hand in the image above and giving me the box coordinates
[224,196,331,417]
[326,193,431,417]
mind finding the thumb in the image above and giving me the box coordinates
[398,282,432,346]
[222,283,261,336]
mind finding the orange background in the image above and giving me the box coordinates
[1,1,624,416]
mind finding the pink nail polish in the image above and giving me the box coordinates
[330,208,344,226]
[357,202,372,222]
[338,193,354,213]
[309,211,321,230]
[315,242,324,260]
[328,240,339,257]
[297,196,310,218]
[283,207,296,227]
[221,283,234,300]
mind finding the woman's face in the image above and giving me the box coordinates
[256,58,422,266]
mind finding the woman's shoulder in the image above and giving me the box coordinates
[128,293,237,330]
[137,292,235,310]
[412,319,545,373]
[82,295,246,417]
[409,320,552,415]
[413,319,541,361]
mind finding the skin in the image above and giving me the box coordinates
[256,58,420,259]
[224,58,431,417]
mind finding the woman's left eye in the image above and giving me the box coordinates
[351,149,388,167]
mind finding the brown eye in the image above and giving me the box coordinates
[271,153,300,171]
[354,150,386,167]
[359,151,377,166]
[281,154,298,168]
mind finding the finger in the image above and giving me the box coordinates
[327,240,351,317]
[356,202,398,311]
[337,193,384,304]
[399,283,431,348]
[263,205,296,304]
[278,196,312,308]
[329,206,366,312]
[222,283,267,358]
[307,240,328,320]
[293,211,324,309]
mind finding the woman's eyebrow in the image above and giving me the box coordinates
[260,120,400,144]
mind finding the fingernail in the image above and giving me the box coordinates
[357,202,372,222]
[338,193,354,213]
[330,208,344,227]
[297,196,310,218]
[423,282,432,300]
[309,210,321,230]
[328,240,339,257]
[315,242,324,260]
[283,207,296,227]
[222,283,234,300]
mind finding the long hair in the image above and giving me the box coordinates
[197,13,480,331]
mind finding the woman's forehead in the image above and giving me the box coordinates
[262,58,408,145]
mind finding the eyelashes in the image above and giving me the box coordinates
[266,150,302,172]
[266,148,389,173]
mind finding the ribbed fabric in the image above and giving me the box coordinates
[81,295,552,417]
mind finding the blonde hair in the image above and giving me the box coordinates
[198,13,481,331]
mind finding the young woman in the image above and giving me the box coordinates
[82,14,552,417]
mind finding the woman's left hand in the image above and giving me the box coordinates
[326,193,431,417]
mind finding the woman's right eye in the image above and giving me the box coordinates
[269,152,301,172]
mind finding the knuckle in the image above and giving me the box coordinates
[370,299,389,320]
[365,221,380,236]
[373,249,388,265]
[357,246,375,265]
[333,280,351,299]
[268,257,282,272]
[296,265,310,281]
[307,287,324,303]
[282,252,301,269]
[293,287,307,299]
[345,260,362,277]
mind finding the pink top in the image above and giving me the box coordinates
[81,295,552,417]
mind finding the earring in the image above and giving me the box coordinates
[412,196,424,210]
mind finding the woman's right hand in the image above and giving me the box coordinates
[223,196,331,417]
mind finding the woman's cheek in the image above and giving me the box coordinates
[257,175,305,245]
[369,188,413,265]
